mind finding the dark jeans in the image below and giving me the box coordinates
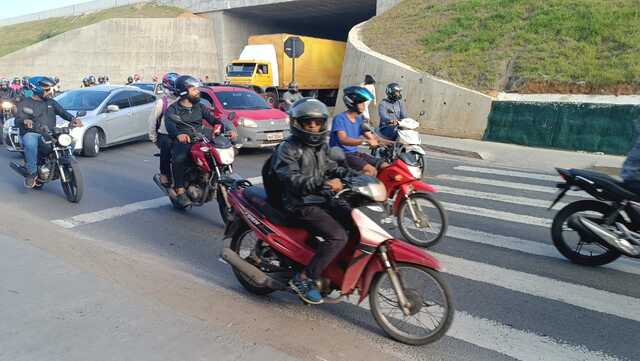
[171,142,192,188]
[156,134,173,177]
[293,202,352,280]
[345,151,383,171]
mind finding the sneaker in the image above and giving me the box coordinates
[175,192,192,208]
[24,174,36,189]
[289,273,323,305]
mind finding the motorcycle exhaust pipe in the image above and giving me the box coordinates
[221,248,287,290]
[9,161,28,177]
[579,217,640,257]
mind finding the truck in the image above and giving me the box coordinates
[224,34,346,106]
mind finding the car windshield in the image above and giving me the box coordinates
[216,91,270,110]
[56,90,110,111]
[131,83,155,92]
[227,63,256,77]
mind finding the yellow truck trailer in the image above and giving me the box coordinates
[225,34,346,106]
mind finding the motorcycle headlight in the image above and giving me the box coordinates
[239,117,258,128]
[408,165,422,179]
[2,101,12,109]
[57,134,73,147]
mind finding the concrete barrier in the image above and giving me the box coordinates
[0,18,219,88]
[336,22,493,140]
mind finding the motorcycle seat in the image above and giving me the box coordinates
[571,169,640,201]
[243,186,300,227]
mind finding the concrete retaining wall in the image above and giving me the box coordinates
[336,22,493,139]
[0,18,219,87]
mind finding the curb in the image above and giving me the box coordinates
[421,144,485,160]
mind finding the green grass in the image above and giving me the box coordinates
[363,0,640,93]
[0,3,185,58]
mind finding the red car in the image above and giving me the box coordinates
[199,85,290,149]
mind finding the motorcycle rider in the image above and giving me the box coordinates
[165,75,237,207]
[281,81,304,110]
[269,98,355,304]
[13,76,82,188]
[329,86,388,177]
[378,82,408,140]
[21,77,33,98]
[0,79,15,99]
[148,72,179,188]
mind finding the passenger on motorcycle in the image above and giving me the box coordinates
[165,75,237,208]
[269,98,356,304]
[14,76,82,188]
[148,72,180,188]
[329,86,389,177]
[378,82,408,140]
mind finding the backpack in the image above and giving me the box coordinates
[155,96,169,132]
[261,144,284,210]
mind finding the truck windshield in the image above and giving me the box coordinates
[216,91,270,110]
[227,63,256,77]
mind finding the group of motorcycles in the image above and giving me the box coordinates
[5,102,638,346]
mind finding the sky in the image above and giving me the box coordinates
[2,0,94,20]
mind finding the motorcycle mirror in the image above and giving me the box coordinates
[22,107,34,115]
[228,112,236,121]
[76,111,87,117]
[387,109,394,114]
[328,147,346,162]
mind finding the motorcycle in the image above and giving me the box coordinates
[9,107,84,203]
[374,153,448,248]
[550,168,640,266]
[371,111,427,176]
[154,113,237,221]
[221,148,454,345]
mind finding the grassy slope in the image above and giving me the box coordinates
[0,3,185,58]
[363,0,640,94]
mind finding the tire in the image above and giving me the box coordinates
[217,187,231,225]
[551,200,622,266]
[82,128,101,157]
[370,264,454,345]
[60,164,84,203]
[229,226,275,296]
[397,193,448,248]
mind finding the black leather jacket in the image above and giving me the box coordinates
[272,137,353,210]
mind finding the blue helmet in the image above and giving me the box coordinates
[342,85,373,113]
[29,76,56,97]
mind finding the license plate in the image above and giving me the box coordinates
[266,132,284,141]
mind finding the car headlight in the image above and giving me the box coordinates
[407,165,422,179]
[57,134,73,147]
[283,116,290,125]
[2,101,12,109]
[239,117,258,128]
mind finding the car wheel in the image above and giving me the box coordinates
[82,128,101,157]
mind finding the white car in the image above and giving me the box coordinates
[4,85,157,157]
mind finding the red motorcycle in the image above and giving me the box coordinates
[375,153,448,248]
[221,153,453,345]
[154,117,237,222]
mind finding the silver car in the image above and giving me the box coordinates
[3,85,157,157]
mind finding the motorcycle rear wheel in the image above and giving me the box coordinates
[230,226,275,295]
[370,264,453,345]
[551,200,621,266]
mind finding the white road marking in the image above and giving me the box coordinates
[435,174,588,197]
[442,201,552,227]
[454,165,561,182]
[434,252,640,323]
[437,185,567,209]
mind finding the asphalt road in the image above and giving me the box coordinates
[0,140,638,361]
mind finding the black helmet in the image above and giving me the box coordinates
[288,81,299,93]
[127,76,134,84]
[342,85,373,113]
[364,74,376,85]
[98,76,105,84]
[385,82,402,101]
[53,76,60,84]
[173,75,202,98]
[289,98,330,147]
[88,75,96,85]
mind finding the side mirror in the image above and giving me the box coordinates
[106,105,119,113]
[76,111,87,117]
[328,147,346,162]
[228,112,236,121]
[22,107,34,116]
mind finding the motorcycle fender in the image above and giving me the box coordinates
[406,145,426,155]
[356,240,442,303]
[392,182,438,214]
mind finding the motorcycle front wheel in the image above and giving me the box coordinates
[397,192,448,248]
[60,164,84,203]
[370,264,453,345]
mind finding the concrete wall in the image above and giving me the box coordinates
[0,18,219,87]
[337,22,493,139]
[376,0,402,14]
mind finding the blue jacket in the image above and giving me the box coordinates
[378,98,407,128]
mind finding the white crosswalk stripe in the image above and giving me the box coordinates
[442,201,552,227]
[454,165,561,182]
[436,185,567,209]
[435,174,589,197]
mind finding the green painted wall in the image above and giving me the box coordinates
[484,101,639,155]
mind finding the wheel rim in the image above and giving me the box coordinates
[560,210,612,258]
[94,132,100,154]
[374,266,449,340]
[399,196,443,243]
[235,230,281,283]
